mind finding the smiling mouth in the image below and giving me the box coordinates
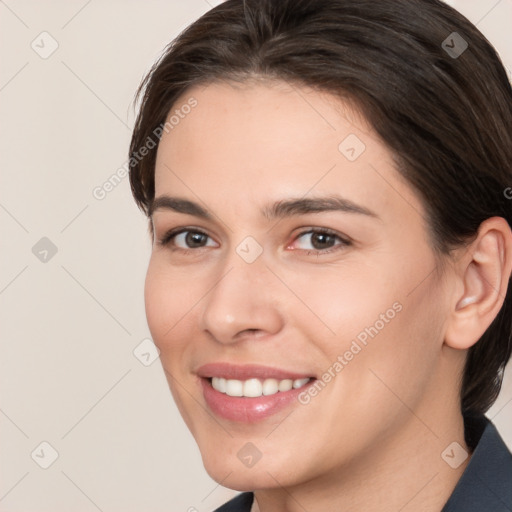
[208,376,314,397]
[198,364,317,422]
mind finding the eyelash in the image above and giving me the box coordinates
[157,227,351,256]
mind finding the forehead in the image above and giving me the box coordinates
[153,80,424,226]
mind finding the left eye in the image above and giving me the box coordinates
[291,230,348,251]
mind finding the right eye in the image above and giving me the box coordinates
[158,228,218,251]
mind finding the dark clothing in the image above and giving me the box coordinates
[214,492,254,512]
[441,415,512,511]
[214,415,512,511]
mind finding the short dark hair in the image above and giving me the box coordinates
[129,0,512,416]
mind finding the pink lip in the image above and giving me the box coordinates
[196,363,315,423]
[196,362,313,380]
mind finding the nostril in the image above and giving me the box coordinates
[235,329,265,341]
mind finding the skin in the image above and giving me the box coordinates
[145,80,512,512]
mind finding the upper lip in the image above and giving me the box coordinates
[196,362,315,381]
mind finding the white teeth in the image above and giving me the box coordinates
[262,378,279,395]
[243,378,262,397]
[212,377,226,393]
[293,378,310,389]
[211,376,312,397]
[225,379,243,397]
[278,379,293,392]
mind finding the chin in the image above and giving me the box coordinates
[205,467,282,492]
[201,449,296,491]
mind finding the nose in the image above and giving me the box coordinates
[199,248,284,344]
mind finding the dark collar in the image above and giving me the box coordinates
[441,414,512,511]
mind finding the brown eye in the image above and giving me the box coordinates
[309,232,337,250]
[183,231,209,248]
[290,229,351,254]
[159,229,217,250]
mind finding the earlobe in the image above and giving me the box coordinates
[445,217,512,351]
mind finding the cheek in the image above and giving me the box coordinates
[144,258,202,427]
[335,269,446,413]
[144,261,171,343]
[144,257,200,355]
[287,256,444,389]
[280,261,398,352]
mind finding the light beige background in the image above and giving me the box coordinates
[1,1,511,511]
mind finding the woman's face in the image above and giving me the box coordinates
[146,80,455,489]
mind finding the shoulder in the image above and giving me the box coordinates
[213,492,254,512]
[442,415,512,511]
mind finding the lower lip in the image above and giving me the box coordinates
[200,378,314,423]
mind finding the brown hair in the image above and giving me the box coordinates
[129,0,512,415]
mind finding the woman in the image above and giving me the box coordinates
[128,0,512,510]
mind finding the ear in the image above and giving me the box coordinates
[444,217,512,350]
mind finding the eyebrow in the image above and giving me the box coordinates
[149,194,379,222]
